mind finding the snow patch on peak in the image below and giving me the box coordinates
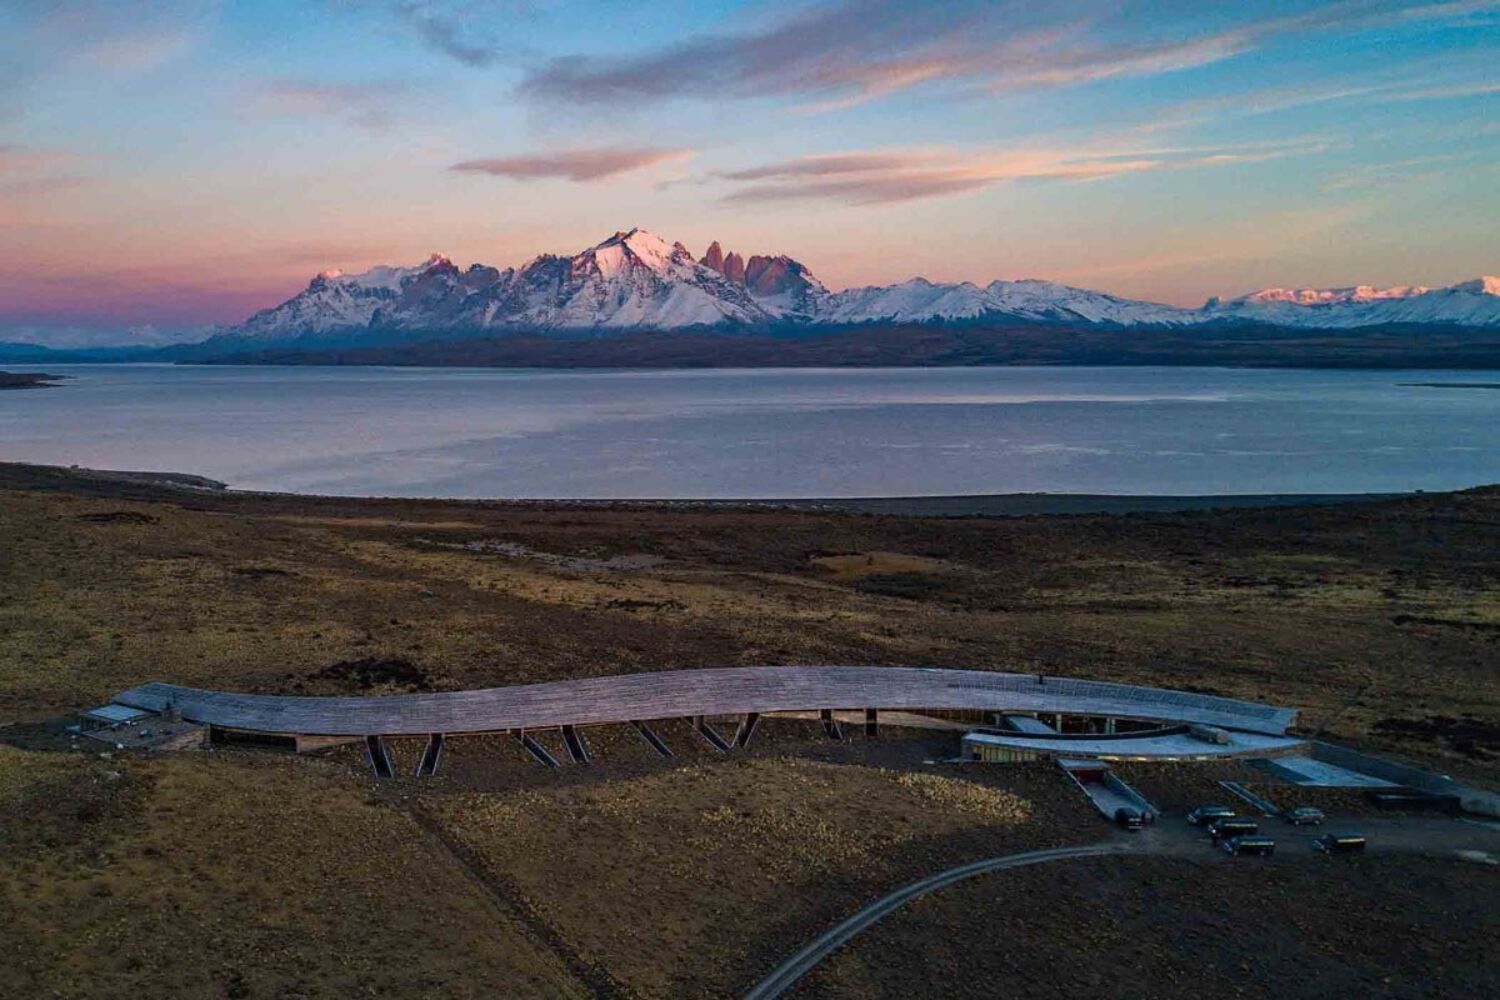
[1235,284,1428,306]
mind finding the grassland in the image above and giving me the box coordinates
[2,462,1496,775]
[799,854,1500,999]
[0,745,583,999]
[1,463,1498,997]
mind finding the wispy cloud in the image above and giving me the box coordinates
[719,142,1316,206]
[1137,66,1500,134]
[0,143,90,198]
[450,147,695,182]
[392,0,535,67]
[516,0,1495,111]
[10,0,216,75]
[249,80,410,129]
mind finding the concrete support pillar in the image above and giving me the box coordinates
[560,724,590,764]
[733,712,761,749]
[1105,717,1117,735]
[414,733,445,776]
[692,716,731,752]
[631,719,672,757]
[820,709,844,741]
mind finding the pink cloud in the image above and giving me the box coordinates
[451,147,695,183]
[718,142,1315,206]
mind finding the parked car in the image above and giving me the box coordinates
[1187,805,1237,826]
[1314,833,1367,855]
[1282,807,1326,826]
[1115,807,1144,830]
[1223,835,1276,856]
[1208,818,1259,842]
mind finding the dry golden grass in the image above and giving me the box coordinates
[2,469,1498,778]
[0,747,585,999]
[432,756,1090,998]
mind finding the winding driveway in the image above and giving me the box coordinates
[743,841,1133,1000]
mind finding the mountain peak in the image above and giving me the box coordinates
[1454,276,1500,295]
[583,227,683,275]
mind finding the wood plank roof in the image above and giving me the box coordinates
[112,666,1297,738]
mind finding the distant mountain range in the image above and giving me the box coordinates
[215,228,1500,348]
[3,228,1498,368]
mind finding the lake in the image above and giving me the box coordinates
[3,364,1499,498]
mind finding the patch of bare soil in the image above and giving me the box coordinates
[310,656,438,692]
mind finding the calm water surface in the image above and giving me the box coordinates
[3,365,1498,498]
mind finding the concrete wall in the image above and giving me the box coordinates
[1310,741,1500,819]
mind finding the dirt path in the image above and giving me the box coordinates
[405,801,635,999]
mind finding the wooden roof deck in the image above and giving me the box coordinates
[112,667,1297,738]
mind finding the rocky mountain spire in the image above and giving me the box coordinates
[722,251,746,285]
[700,241,725,274]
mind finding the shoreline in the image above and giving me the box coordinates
[0,460,1424,517]
[0,371,65,390]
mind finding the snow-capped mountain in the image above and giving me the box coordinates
[1204,277,1500,328]
[216,228,1500,346]
[818,278,1197,326]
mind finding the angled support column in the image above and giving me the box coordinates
[560,724,590,764]
[692,715,731,752]
[365,735,394,779]
[631,719,673,757]
[515,729,559,768]
[414,733,445,776]
[733,712,761,749]
[820,709,844,741]
[864,708,879,739]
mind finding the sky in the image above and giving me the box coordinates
[1,0,1497,346]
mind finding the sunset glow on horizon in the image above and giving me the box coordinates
[2,0,1497,346]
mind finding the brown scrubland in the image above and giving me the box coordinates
[1,463,1496,998]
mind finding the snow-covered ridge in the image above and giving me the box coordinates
[1204,275,1500,328]
[219,230,1500,343]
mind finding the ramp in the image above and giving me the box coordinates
[1251,755,1397,788]
[1220,780,1279,816]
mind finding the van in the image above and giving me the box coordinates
[1223,835,1275,856]
[1314,834,1367,855]
[1187,805,1236,826]
[1208,818,1259,842]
